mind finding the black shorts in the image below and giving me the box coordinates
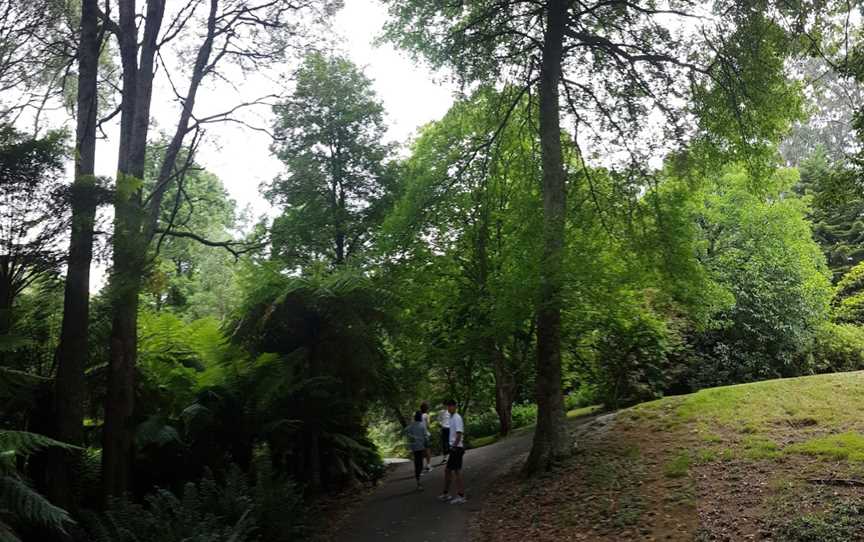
[446,447,465,471]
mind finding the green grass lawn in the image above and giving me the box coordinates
[624,371,864,463]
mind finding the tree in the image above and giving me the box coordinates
[0,0,75,127]
[99,0,337,499]
[142,145,239,318]
[797,149,864,281]
[0,127,67,336]
[50,0,105,510]
[382,87,542,435]
[268,52,392,268]
[231,267,391,490]
[690,166,832,383]
[382,0,812,472]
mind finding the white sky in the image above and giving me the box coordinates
[92,0,456,216]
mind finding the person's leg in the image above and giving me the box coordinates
[413,450,423,483]
[448,449,466,503]
[439,467,452,500]
[441,428,449,459]
[424,447,432,470]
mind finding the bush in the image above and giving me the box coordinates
[511,403,537,429]
[810,323,864,373]
[87,462,305,542]
[466,410,499,441]
[367,419,407,458]
[565,383,598,410]
[576,304,688,408]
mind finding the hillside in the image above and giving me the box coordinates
[473,372,864,541]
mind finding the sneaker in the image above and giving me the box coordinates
[416,483,424,491]
[424,465,432,472]
[437,493,452,502]
[449,496,467,505]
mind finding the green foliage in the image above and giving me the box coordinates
[88,462,304,542]
[0,125,68,334]
[230,266,390,487]
[810,323,864,372]
[772,500,864,542]
[143,145,241,320]
[380,86,542,432]
[138,311,230,416]
[268,52,393,266]
[688,166,832,384]
[573,297,688,408]
[798,150,864,281]
[0,430,78,539]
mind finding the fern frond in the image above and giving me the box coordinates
[0,335,31,353]
[0,367,48,403]
[0,519,22,542]
[0,475,72,533]
[135,416,183,450]
[0,431,79,457]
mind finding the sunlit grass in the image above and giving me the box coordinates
[631,371,864,433]
[787,432,864,461]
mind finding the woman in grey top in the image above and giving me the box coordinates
[404,411,428,490]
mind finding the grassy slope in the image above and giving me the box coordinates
[473,372,864,542]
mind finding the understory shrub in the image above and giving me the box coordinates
[87,462,305,542]
[574,302,689,408]
[810,322,864,373]
[565,383,599,410]
[510,403,536,428]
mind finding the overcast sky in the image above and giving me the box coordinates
[92,0,456,217]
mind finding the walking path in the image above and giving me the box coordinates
[342,413,600,542]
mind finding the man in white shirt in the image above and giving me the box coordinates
[437,405,451,465]
[438,399,466,504]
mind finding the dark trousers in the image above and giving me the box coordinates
[412,450,424,481]
[441,428,450,455]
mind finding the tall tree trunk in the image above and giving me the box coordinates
[102,0,165,500]
[48,0,101,511]
[493,347,516,436]
[0,277,12,336]
[523,0,569,475]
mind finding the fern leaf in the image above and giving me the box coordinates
[135,416,183,450]
[0,475,72,533]
[0,520,22,542]
[0,368,48,403]
[0,431,79,457]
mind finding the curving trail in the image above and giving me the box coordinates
[341,414,598,542]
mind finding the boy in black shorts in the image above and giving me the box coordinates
[437,399,466,504]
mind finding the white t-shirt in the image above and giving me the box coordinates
[448,412,464,448]
[438,409,450,428]
[421,412,431,437]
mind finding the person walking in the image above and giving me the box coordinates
[438,399,466,504]
[420,402,433,472]
[404,411,428,491]
[437,403,450,466]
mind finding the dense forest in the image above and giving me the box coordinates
[3,0,864,540]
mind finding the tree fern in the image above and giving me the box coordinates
[0,431,78,469]
[0,367,47,408]
[0,475,72,533]
[0,430,78,538]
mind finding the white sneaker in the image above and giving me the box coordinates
[449,496,467,505]
[437,493,452,502]
[424,465,432,472]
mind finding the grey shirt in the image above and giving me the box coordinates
[404,421,427,452]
